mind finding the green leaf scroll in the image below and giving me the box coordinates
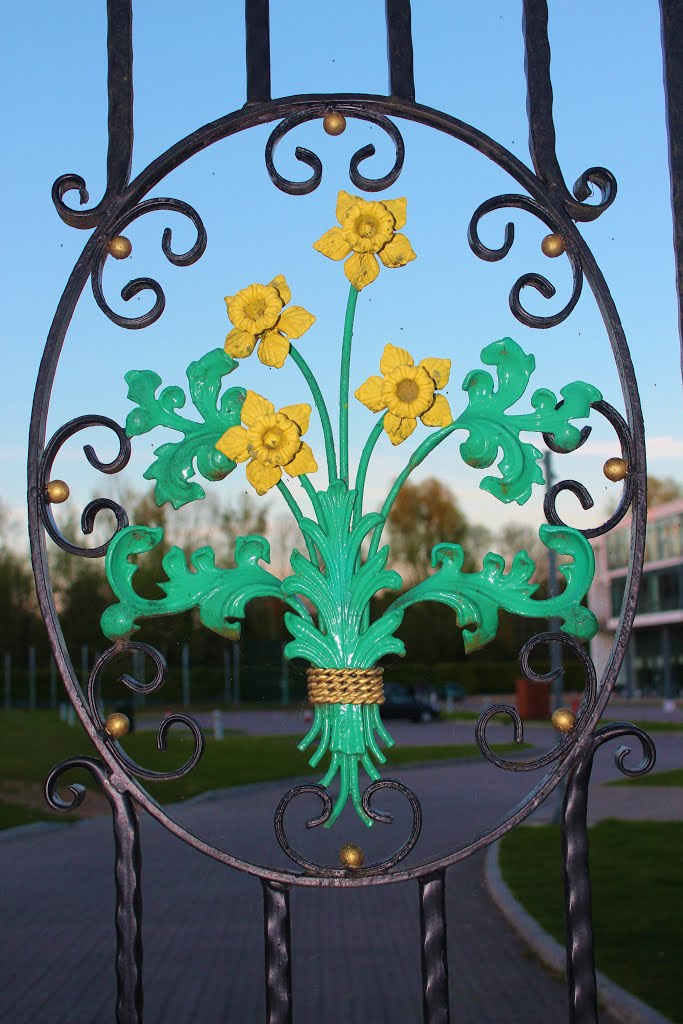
[124,348,245,509]
[456,338,602,504]
[100,526,290,641]
[391,524,598,652]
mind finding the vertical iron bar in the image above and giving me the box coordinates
[522,0,564,192]
[106,0,134,195]
[659,0,683,361]
[561,744,599,1024]
[111,787,144,1024]
[418,872,450,1024]
[385,0,415,100]
[245,0,272,103]
[262,880,292,1024]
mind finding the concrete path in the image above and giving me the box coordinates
[2,731,680,1023]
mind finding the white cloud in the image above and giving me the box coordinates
[581,435,683,458]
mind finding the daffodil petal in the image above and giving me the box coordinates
[420,394,453,428]
[355,376,387,413]
[224,328,257,359]
[378,232,417,269]
[336,190,358,223]
[268,274,291,305]
[344,252,379,290]
[242,391,275,427]
[246,460,282,495]
[419,357,451,389]
[258,331,290,369]
[216,426,250,462]
[381,197,407,230]
[380,343,415,375]
[277,306,316,339]
[384,413,417,446]
[313,227,352,261]
[280,403,311,434]
[286,442,318,477]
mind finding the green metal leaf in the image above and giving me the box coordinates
[124,348,245,509]
[391,523,598,652]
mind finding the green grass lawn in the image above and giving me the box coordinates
[0,710,526,829]
[500,821,683,1022]
[610,766,683,787]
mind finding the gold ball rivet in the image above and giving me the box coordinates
[603,457,628,482]
[551,708,576,733]
[323,112,347,136]
[541,233,566,258]
[45,479,70,504]
[339,842,365,869]
[104,712,130,739]
[108,235,132,259]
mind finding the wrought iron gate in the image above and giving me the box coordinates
[27,2,682,1022]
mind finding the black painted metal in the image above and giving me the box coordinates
[27,1,667,1021]
[659,0,683,359]
[46,758,144,1023]
[418,873,449,1024]
[386,0,415,100]
[262,882,293,1024]
[246,0,272,103]
[561,725,656,1023]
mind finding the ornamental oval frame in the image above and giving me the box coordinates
[28,92,646,888]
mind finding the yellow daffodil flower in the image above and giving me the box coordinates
[224,275,315,369]
[355,344,453,445]
[216,391,317,495]
[313,191,416,290]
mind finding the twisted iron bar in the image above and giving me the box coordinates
[522,0,617,225]
[274,779,422,875]
[475,632,597,773]
[92,197,207,329]
[87,642,205,782]
[562,722,656,1023]
[543,400,635,539]
[45,756,143,1023]
[38,414,131,557]
[265,107,404,195]
[467,194,583,328]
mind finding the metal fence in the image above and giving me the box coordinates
[26,2,683,1022]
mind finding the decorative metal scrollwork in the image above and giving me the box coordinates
[467,193,583,328]
[265,107,404,195]
[92,198,207,330]
[543,399,635,539]
[475,632,597,773]
[274,779,422,876]
[87,642,205,783]
[38,414,131,557]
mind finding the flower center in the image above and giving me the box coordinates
[396,378,419,403]
[357,218,377,238]
[263,428,283,450]
[244,299,267,320]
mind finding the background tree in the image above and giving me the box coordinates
[385,477,469,586]
[647,474,683,507]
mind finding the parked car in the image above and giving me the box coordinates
[439,683,466,703]
[382,684,441,722]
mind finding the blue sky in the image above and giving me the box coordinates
[1,1,681,550]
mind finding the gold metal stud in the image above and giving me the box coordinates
[104,712,130,739]
[339,842,365,869]
[541,233,566,258]
[108,235,133,259]
[323,112,347,136]
[603,457,628,482]
[551,708,576,733]
[45,479,70,504]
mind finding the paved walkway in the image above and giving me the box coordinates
[2,732,680,1023]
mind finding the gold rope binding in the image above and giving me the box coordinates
[307,667,384,705]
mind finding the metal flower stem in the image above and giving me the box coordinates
[339,285,359,484]
[275,481,318,563]
[289,343,337,482]
[354,417,386,524]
